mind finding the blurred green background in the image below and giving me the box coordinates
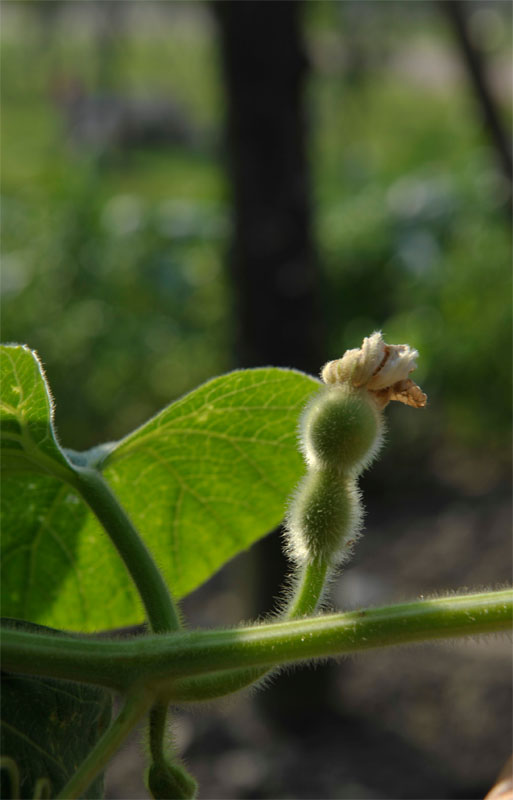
[1,3,512,799]
[2,0,511,462]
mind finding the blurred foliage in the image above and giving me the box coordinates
[1,0,511,463]
[313,72,512,450]
[1,2,230,449]
[310,0,512,455]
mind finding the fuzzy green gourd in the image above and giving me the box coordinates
[286,468,361,564]
[301,385,382,473]
[285,332,427,568]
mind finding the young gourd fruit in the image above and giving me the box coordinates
[286,468,361,564]
[301,385,382,473]
[285,332,426,567]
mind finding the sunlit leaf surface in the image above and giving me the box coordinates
[1,344,320,631]
[0,345,74,478]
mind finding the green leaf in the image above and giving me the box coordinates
[1,363,320,631]
[0,345,138,630]
[0,619,112,800]
[100,368,320,606]
[0,346,74,482]
[0,472,144,630]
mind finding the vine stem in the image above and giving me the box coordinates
[68,467,186,792]
[287,557,330,617]
[149,702,169,763]
[169,557,332,700]
[70,466,180,634]
[3,590,511,696]
[55,688,154,800]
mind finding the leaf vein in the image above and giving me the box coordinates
[0,719,67,773]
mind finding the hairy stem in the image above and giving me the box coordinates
[70,466,180,634]
[2,590,511,696]
[69,468,183,789]
[145,556,332,701]
[55,689,154,800]
[286,557,330,617]
[149,702,171,765]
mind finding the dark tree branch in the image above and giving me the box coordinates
[441,0,512,191]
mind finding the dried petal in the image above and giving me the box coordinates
[321,332,427,409]
[321,332,386,387]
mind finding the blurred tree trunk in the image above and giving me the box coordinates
[214,0,323,374]
[214,0,331,720]
[214,0,322,613]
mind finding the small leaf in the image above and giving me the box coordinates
[147,762,198,799]
[0,619,112,799]
[0,346,74,481]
